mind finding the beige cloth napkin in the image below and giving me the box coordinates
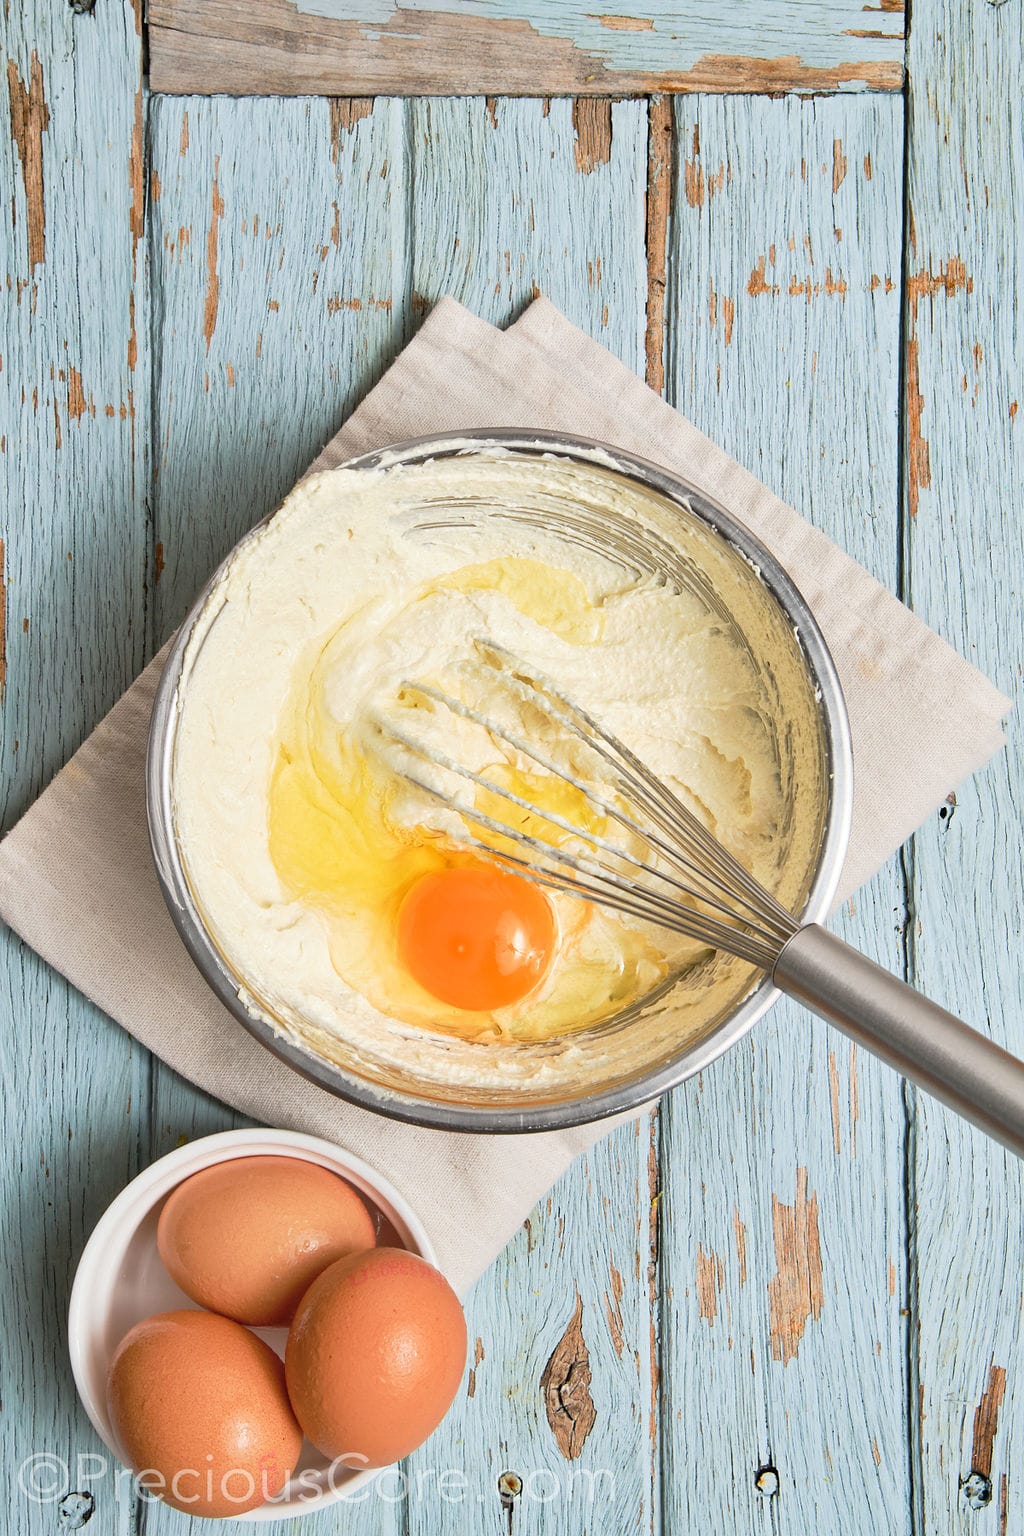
[0,298,1010,1294]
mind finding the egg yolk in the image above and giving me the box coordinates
[397,865,556,1011]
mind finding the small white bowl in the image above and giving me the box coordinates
[68,1127,436,1522]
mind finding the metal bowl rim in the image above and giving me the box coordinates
[146,429,854,1134]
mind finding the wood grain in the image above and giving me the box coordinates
[658,92,911,1531]
[148,0,904,97]
[902,0,1024,1529]
[1,4,149,1534]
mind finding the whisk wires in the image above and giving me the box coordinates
[369,642,799,971]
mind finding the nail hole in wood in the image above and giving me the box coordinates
[961,1470,993,1508]
[498,1471,522,1533]
[754,1464,780,1497]
[58,1491,95,1528]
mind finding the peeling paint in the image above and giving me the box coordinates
[644,96,672,392]
[604,1262,625,1357]
[667,52,902,93]
[572,98,612,174]
[832,137,847,193]
[907,255,973,305]
[904,257,975,519]
[329,97,373,161]
[747,256,778,297]
[722,296,735,345]
[540,1295,596,1459]
[599,14,654,30]
[67,368,86,422]
[970,1362,1007,1479]
[684,122,704,208]
[7,50,49,271]
[203,160,225,350]
[849,1044,859,1155]
[696,1242,724,1325]
[128,292,138,372]
[767,1168,824,1365]
[905,337,928,519]
[129,87,144,258]
[733,1207,747,1284]
[828,1049,841,1154]
[150,3,903,97]
[466,1336,485,1397]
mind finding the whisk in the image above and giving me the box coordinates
[375,643,1024,1158]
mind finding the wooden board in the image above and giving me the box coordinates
[148,0,905,98]
[2,4,148,1534]
[901,0,1024,1529]
[659,91,911,1531]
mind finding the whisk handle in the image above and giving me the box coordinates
[774,924,1024,1159]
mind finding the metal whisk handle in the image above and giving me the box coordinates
[774,925,1024,1159]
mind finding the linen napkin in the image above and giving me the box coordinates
[0,297,1009,1294]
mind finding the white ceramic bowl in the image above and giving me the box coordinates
[68,1128,436,1523]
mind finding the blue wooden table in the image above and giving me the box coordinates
[2,3,1022,1532]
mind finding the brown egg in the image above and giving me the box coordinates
[157,1155,377,1325]
[107,1309,302,1517]
[285,1247,467,1467]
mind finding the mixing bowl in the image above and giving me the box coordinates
[147,432,852,1132]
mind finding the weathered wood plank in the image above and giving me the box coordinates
[902,0,1024,1528]
[148,0,904,98]
[143,94,407,1533]
[147,94,408,646]
[399,96,657,1536]
[408,96,647,348]
[659,93,911,1531]
[1,2,149,1532]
